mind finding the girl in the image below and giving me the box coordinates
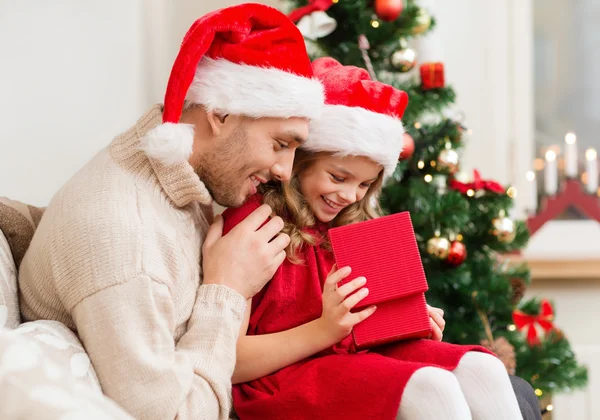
[222,58,522,420]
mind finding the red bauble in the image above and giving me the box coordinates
[447,241,467,266]
[374,0,403,22]
[399,132,415,160]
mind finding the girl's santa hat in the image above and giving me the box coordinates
[303,57,408,179]
[142,3,325,165]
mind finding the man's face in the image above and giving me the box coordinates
[197,115,309,207]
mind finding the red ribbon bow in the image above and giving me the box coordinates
[288,0,335,22]
[449,169,505,195]
[512,300,555,346]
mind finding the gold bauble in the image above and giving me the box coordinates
[426,236,450,259]
[390,47,417,72]
[437,149,460,174]
[412,8,432,34]
[491,216,516,243]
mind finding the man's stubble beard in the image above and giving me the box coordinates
[195,124,251,208]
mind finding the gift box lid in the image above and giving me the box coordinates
[328,211,428,308]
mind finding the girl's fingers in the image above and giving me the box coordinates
[341,287,369,311]
[349,305,377,326]
[430,318,443,341]
[430,311,446,332]
[324,266,351,294]
[427,304,444,317]
[336,277,367,300]
[327,264,338,277]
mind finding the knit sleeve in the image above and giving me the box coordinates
[221,194,263,235]
[71,274,246,420]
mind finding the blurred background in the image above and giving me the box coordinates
[1,1,599,418]
[0,0,529,207]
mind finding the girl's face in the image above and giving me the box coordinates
[298,154,383,223]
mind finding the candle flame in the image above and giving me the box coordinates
[565,132,576,145]
[586,148,597,160]
[545,150,557,162]
[526,171,536,181]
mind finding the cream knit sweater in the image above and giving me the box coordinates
[18,105,246,419]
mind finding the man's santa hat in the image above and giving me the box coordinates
[303,57,408,179]
[142,3,325,165]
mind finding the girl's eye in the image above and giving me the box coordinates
[331,174,344,183]
[360,183,372,189]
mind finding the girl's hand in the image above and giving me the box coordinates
[317,265,376,344]
[427,304,445,341]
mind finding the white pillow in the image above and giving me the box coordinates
[0,230,19,329]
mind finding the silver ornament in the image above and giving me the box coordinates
[491,217,516,244]
[390,47,417,72]
[437,149,460,174]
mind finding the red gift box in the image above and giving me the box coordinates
[420,62,445,90]
[328,212,431,350]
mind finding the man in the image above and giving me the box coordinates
[18,4,324,419]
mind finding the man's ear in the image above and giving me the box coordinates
[206,111,228,136]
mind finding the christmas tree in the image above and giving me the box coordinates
[283,0,587,411]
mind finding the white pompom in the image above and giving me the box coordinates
[140,123,194,165]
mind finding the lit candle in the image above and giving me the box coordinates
[565,132,578,178]
[544,150,558,195]
[526,171,537,214]
[586,148,598,194]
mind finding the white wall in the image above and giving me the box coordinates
[0,0,280,207]
[0,0,516,207]
[0,0,526,208]
[0,0,147,206]
[432,0,534,213]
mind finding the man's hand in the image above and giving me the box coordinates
[202,204,290,299]
[427,304,445,341]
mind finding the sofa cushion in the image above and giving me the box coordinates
[12,320,102,392]
[0,325,133,419]
[0,197,45,270]
[0,230,19,329]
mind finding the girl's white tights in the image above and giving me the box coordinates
[397,351,523,420]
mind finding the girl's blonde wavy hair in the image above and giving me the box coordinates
[259,149,384,264]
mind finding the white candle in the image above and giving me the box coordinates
[544,150,558,195]
[526,170,537,214]
[586,148,598,194]
[565,132,578,178]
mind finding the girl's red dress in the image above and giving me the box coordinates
[223,195,492,420]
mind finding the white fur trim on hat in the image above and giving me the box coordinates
[303,104,404,179]
[140,123,194,165]
[186,58,324,120]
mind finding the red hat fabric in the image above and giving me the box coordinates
[142,3,324,165]
[303,57,408,179]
